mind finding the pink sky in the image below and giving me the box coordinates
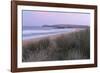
[22,10,90,26]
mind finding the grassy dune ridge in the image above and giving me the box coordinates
[22,28,90,62]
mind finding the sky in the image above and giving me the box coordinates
[22,10,90,26]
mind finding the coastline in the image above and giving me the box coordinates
[22,28,86,46]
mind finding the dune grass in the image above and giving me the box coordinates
[22,28,90,62]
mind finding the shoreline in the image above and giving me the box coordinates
[22,28,87,46]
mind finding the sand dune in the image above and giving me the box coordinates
[22,28,90,62]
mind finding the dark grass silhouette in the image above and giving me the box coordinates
[22,28,90,62]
